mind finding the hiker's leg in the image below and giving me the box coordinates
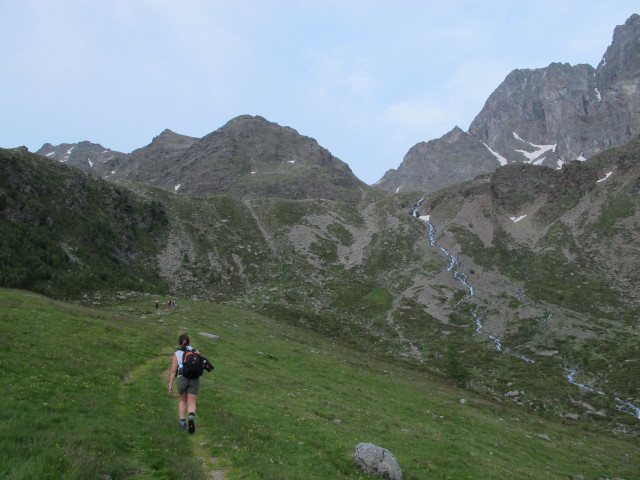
[187,393,197,415]
[178,392,188,419]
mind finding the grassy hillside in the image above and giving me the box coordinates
[0,148,169,298]
[1,288,638,479]
[4,143,640,441]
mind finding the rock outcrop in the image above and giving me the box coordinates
[35,141,125,179]
[376,14,640,193]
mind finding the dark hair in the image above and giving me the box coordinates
[178,334,190,351]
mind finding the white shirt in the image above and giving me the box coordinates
[175,346,195,375]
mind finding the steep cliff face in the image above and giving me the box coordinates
[375,127,499,193]
[592,13,640,151]
[468,62,599,167]
[470,14,640,167]
[377,14,640,194]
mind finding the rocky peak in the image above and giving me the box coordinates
[468,62,598,167]
[376,14,640,194]
[597,13,640,85]
[163,115,367,201]
[107,129,199,184]
[151,128,198,148]
[375,126,499,193]
[35,140,125,178]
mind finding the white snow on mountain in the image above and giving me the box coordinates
[482,141,508,166]
[596,171,613,183]
[513,132,556,164]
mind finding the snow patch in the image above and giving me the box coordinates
[596,171,613,183]
[251,171,257,175]
[482,141,508,166]
[174,184,181,192]
[287,160,295,164]
[67,146,75,155]
[595,87,602,101]
[419,215,430,222]
[576,153,587,162]
[87,158,94,168]
[513,132,556,164]
[509,215,527,223]
[45,151,55,157]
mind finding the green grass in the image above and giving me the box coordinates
[1,288,638,479]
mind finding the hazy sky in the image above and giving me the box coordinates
[1,1,638,184]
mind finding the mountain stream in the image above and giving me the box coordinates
[411,197,640,420]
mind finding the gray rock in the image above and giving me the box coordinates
[375,14,640,193]
[353,443,403,480]
[199,331,221,340]
[375,126,498,194]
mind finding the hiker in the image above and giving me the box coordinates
[168,334,200,433]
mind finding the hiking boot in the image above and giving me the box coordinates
[188,413,195,434]
[179,419,187,430]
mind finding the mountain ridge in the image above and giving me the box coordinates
[377,13,640,193]
[7,14,640,436]
[4,135,640,433]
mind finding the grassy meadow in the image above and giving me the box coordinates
[0,288,638,479]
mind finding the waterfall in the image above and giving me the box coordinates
[411,198,640,420]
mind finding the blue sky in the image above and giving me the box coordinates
[1,1,638,184]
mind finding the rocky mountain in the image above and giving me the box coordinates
[0,146,168,296]
[377,13,640,193]
[107,128,199,184]
[374,126,498,194]
[35,141,125,179]
[117,115,369,201]
[4,130,640,431]
[39,116,369,202]
[9,14,640,434]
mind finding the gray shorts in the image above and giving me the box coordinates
[177,375,200,395]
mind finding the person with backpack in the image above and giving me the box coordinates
[168,333,211,433]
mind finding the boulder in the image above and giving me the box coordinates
[353,443,403,480]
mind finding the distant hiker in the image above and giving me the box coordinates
[168,334,210,434]
[167,300,171,309]
[155,300,159,309]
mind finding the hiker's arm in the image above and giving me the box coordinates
[168,354,178,393]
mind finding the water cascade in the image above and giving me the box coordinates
[411,198,640,420]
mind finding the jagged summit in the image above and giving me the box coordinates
[97,115,367,201]
[376,13,640,193]
[164,115,368,201]
[35,140,124,178]
[375,126,498,193]
[35,15,638,199]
